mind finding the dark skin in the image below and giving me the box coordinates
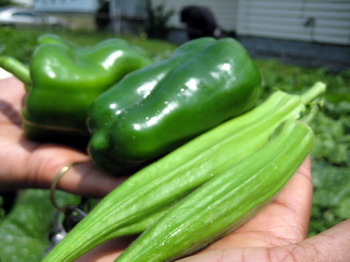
[0,77,124,197]
[1,77,350,261]
[76,157,350,262]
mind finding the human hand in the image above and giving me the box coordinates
[76,157,350,262]
[0,77,124,197]
[178,157,350,262]
[5,76,348,261]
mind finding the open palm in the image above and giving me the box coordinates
[2,77,349,262]
[178,157,350,262]
[79,158,350,262]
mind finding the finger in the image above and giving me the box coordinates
[178,219,350,262]
[238,156,312,239]
[56,161,125,198]
[0,77,25,125]
[0,123,124,197]
[76,236,137,262]
[177,246,273,262]
[176,249,232,262]
[236,157,312,240]
[0,77,124,197]
[205,157,312,250]
[25,143,124,197]
[0,77,25,106]
[279,218,350,262]
[268,156,313,238]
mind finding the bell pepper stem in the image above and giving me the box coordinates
[0,56,31,91]
[300,81,326,105]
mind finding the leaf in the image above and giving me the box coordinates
[309,163,350,235]
[0,190,78,262]
[312,164,350,203]
[335,198,350,219]
[311,112,350,165]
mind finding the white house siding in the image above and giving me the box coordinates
[109,0,148,34]
[236,0,350,45]
[110,0,148,19]
[152,0,239,31]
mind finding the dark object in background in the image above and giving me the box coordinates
[180,5,221,40]
[0,191,17,215]
[95,1,110,30]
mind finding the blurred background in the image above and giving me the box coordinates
[1,0,349,70]
[0,0,349,261]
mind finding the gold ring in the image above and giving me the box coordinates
[50,162,79,213]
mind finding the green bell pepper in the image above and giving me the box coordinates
[0,34,152,145]
[88,37,262,174]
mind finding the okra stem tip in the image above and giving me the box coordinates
[300,82,326,105]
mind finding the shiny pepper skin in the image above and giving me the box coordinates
[88,37,262,174]
[22,34,152,144]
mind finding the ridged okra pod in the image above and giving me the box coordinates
[116,120,315,262]
[43,82,325,262]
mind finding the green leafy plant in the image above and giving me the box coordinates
[309,164,350,235]
[0,190,79,262]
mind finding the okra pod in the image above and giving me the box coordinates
[43,82,325,262]
[116,120,315,262]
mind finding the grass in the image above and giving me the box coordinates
[0,28,177,64]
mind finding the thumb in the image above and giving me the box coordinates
[177,219,350,262]
[280,218,350,262]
